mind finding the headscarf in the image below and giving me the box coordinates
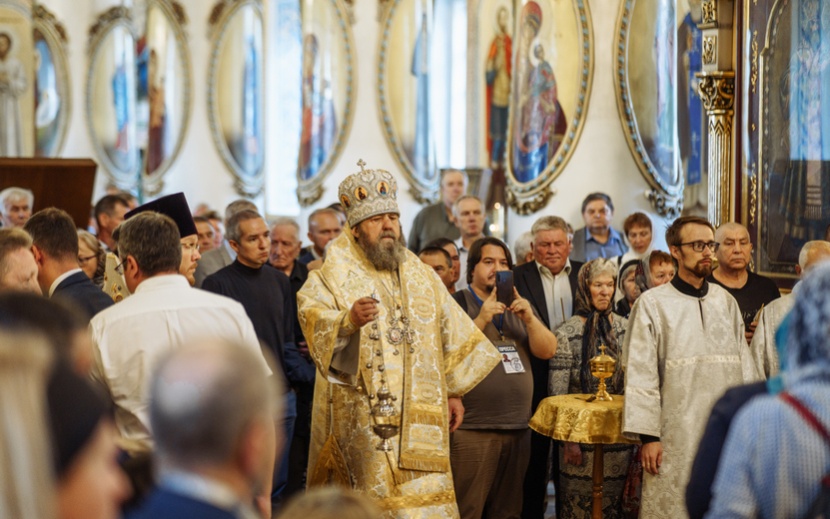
[784,262,830,376]
[575,259,623,394]
[634,255,655,294]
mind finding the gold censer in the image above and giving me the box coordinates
[371,384,400,451]
[588,344,616,402]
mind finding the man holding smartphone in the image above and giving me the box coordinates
[451,237,558,519]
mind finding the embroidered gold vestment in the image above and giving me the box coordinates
[298,232,499,518]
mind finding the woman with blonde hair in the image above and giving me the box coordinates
[279,486,380,519]
[77,229,106,288]
[0,329,57,519]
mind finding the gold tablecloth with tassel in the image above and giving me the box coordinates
[529,394,639,445]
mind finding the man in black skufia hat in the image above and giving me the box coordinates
[125,193,201,286]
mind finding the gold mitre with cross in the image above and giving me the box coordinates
[338,159,400,227]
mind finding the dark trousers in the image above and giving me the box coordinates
[272,390,297,509]
[285,383,313,496]
[451,428,531,519]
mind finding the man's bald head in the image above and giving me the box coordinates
[150,339,282,469]
[798,240,830,274]
[714,222,749,243]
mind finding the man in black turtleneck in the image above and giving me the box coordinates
[202,208,312,510]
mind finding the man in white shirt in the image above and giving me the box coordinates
[513,215,582,518]
[90,212,272,458]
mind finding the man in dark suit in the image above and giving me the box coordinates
[24,207,113,320]
[126,339,284,519]
[513,215,582,519]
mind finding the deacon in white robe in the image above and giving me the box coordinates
[622,217,760,519]
[750,240,830,378]
[748,294,793,378]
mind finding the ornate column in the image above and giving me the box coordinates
[698,72,734,226]
[696,0,735,227]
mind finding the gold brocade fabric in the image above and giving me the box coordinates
[297,230,500,519]
[529,394,639,445]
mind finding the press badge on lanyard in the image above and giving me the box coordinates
[496,341,525,374]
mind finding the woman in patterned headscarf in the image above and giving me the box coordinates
[707,261,830,518]
[549,258,633,518]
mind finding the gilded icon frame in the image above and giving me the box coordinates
[504,0,594,215]
[296,0,356,207]
[614,0,686,218]
[33,4,70,158]
[207,0,266,197]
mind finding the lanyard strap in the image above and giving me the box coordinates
[468,289,504,336]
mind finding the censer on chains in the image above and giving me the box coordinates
[371,384,401,451]
[368,290,405,451]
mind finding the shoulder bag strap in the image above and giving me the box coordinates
[780,391,830,445]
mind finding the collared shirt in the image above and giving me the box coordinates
[583,227,628,262]
[537,260,573,329]
[455,237,472,291]
[49,268,83,297]
[90,274,268,454]
[160,471,260,519]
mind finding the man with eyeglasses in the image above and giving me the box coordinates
[89,213,276,517]
[125,193,202,286]
[622,216,759,519]
[707,222,780,344]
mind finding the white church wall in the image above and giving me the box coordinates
[42,0,671,252]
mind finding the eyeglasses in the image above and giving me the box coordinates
[114,257,127,275]
[678,241,720,253]
[78,254,97,265]
[182,242,201,252]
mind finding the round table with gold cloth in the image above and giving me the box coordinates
[529,394,639,519]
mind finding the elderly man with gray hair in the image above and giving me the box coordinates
[513,231,534,266]
[749,240,830,379]
[514,214,583,518]
[0,186,33,228]
[126,339,284,519]
[0,227,39,293]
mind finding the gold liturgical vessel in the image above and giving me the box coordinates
[371,384,400,451]
[588,344,616,402]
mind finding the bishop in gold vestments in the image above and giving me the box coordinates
[298,163,499,518]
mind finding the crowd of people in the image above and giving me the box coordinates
[0,165,828,519]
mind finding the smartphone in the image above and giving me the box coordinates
[496,271,514,306]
